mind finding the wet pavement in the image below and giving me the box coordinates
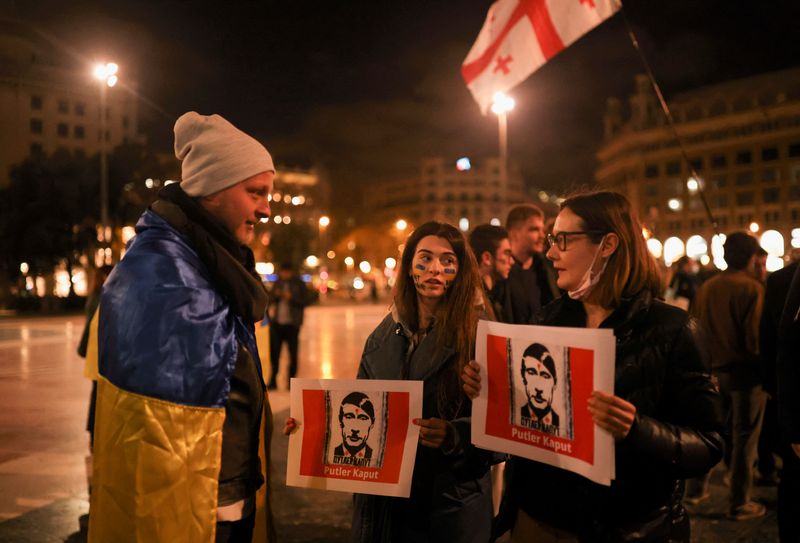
[0,305,780,542]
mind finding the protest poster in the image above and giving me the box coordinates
[286,378,423,497]
[471,320,616,485]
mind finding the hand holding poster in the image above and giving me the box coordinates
[286,378,423,497]
[471,320,616,485]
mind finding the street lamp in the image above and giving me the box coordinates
[491,91,515,208]
[395,219,408,232]
[93,62,119,243]
[318,215,330,254]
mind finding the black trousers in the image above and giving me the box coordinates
[215,513,255,543]
[269,323,299,387]
[778,443,800,542]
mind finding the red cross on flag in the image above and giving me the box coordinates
[462,0,621,114]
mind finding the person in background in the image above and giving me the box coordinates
[760,258,799,540]
[76,264,113,534]
[505,204,559,324]
[268,262,308,390]
[469,224,513,323]
[687,232,766,520]
[754,247,769,284]
[77,264,114,448]
[463,190,723,542]
[776,263,800,541]
[666,255,698,309]
[757,256,794,490]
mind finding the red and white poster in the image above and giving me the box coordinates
[471,320,616,485]
[286,378,423,497]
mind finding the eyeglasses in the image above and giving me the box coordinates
[546,231,606,251]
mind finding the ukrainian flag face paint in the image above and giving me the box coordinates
[410,235,459,299]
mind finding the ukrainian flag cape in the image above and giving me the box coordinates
[87,210,274,542]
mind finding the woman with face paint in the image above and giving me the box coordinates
[463,191,724,542]
[347,221,494,542]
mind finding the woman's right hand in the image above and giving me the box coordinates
[283,417,298,436]
[461,360,482,400]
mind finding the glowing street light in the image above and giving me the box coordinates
[667,198,683,212]
[395,219,408,231]
[359,261,372,274]
[749,222,760,233]
[490,91,515,115]
[318,215,330,227]
[686,177,700,192]
[93,62,119,87]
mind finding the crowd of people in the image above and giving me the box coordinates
[82,112,799,542]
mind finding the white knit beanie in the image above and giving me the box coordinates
[174,112,275,197]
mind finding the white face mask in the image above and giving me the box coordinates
[568,234,608,301]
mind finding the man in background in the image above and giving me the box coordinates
[469,224,513,322]
[268,263,308,389]
[688,232,766,521]
[505,205,559,324]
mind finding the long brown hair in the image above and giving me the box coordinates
[393,221,485,417]
[560,190,662,308]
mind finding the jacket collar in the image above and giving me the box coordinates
[541,290,654,336]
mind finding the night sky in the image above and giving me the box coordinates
[12,0,800,210]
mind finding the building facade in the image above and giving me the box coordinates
[251,166,331,263]
[365,156,530,231]
[596,69,800,267]
[0,18,142,187]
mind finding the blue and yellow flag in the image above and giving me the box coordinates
[87,211,273,543]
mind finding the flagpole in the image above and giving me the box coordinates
[492,92,516,211]
[619,7,719,236]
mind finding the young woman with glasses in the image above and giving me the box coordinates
[463,190,724,542]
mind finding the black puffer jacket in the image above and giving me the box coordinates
[506,290,724,542]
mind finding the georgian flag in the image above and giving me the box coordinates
[462,0,621,114]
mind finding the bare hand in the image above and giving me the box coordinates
[283,417,298,436]
[462,360,481,400]
[792,443,800,459]
[414,417,451,449]
[587,391,636,441]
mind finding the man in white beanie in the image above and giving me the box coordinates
[88,112,277,543]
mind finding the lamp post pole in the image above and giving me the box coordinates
[491,92,515,209]
[99,82,108,238]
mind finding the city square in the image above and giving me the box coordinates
[0,305,782,541]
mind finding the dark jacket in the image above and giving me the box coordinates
[506,291,724,542]
[760,261,798,397]
[507,253,559,324]
[352,313,494,543]
[486,279,513,324]
[268,276,308,327]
